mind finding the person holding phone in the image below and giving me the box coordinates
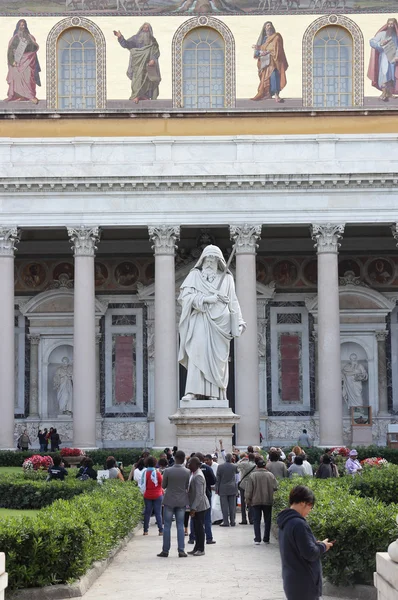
[277,485,333,600]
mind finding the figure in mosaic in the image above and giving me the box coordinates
[5,19,41,105]
[114,22,161,103]
[251,21,288,103]
[178,245,245,401]
[54,357,73,414]
[368,18,398,102]
[341,353,368,408]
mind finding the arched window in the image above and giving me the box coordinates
[58,28,96,110]
[182,28,225,109]
[313,26,352,108]
[302,15,363,108]
[173,16,235,109]
[47,17,106,110]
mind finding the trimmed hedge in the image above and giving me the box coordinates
[0,481,143,589]
[348,464,398,505]
[279,445,398,466]
[0,474,98,509]
[0,448,147,467]
[273,477,398,586]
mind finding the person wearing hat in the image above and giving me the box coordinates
[345,449,362,475]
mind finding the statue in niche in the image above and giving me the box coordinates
[54,357,73,414]
[178,245,245,401]
[341,353,368,408]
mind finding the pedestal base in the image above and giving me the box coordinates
[169,406,240,455]
[352,425,373,446]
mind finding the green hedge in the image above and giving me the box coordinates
[273,477,398,586]
[348,464,398,505]
[0,448,147,467]
[0,481,143,590]
[279,445,398,466]
[0,475,98,509]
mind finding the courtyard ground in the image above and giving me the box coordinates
[67,517,357,600]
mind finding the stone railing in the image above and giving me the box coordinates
[0,553,7,600]
[374,517,398,600]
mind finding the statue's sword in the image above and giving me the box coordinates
[216,238,239,292]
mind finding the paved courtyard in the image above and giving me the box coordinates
[76,517,355,600]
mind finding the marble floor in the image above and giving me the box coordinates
[69,516,356,600]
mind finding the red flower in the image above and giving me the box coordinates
[23,454,54,471]
[60,448,84,457]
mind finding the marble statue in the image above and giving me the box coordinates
[178,244,246,401]
[54,356,73,414]
[341,353,368,407]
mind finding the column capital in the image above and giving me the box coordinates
[376,330,388,342]
[311,223,345,254]
[0,227,19,257]
[28,334,40,345]
[68,226,100,257]
[230,224,262,254]
[148,225,180,256]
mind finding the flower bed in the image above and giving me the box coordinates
[0,481,143,589]
[22,454,53,472]
[360,456,388,467]
[0,448,145,467]
[61,447,84,457]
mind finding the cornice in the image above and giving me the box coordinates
[0,174,397,194]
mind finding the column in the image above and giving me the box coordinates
[311,223,345,446]
[28,334,40,418]
[96,334,101,415]
[230,224,262,446]
[68,226,100,448]
[0,227,19,449]
[376,331,389,415]
[148,225,180,447]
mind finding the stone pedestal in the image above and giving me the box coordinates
[352,425,373,446]
[374,552,398,600]
[169,404,240,455]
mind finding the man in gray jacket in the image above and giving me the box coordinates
[246,459,278,544]
[158,450,190,558]
[216,453,238,527]
[187,456,210,556]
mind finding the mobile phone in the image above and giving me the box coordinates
[117,461,122,468]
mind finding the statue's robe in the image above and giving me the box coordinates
[251,31,288,101]
[6,33,41,101]
[118,32,161,100]
[178,269,243,399]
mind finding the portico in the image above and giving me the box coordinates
[1,134,398,450]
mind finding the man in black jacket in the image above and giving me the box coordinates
[188,452,217,545]
[277,485,333,600]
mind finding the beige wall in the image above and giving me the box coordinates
[0,13,392,101]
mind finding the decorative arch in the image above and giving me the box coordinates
[46,17,106,110]
[302,14,364,108]
[172,16,235,109]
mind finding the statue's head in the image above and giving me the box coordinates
[62,357,70,365]
[194,244,226,273]
[349,353,357,361]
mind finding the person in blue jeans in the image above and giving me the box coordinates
[157,450,190,558]
[142,456,163,536]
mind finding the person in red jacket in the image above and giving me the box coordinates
[141,455,164,536]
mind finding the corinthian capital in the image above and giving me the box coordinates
[230,224,262,254]
[148,225,180,256]
[68,226,100,257]
[0,227,19,257]
[311,223,345,254]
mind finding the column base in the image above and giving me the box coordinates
[169,406,240,455]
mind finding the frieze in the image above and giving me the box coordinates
[0,175,397,194]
